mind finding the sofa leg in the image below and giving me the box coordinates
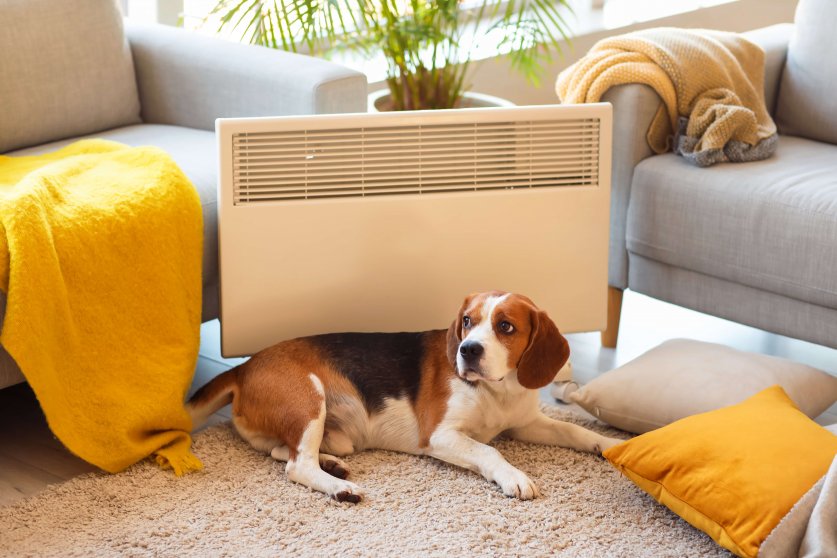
[601,287,623,348]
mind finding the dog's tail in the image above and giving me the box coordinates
[186,366,240,431]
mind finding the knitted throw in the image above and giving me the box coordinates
[0,139,203,475]
[556,28,778,167]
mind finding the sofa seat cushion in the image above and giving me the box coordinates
[626,135,837,309]
[7,125,218,290]
[0,0,141,153]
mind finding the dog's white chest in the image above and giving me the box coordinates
[443,378,540,443]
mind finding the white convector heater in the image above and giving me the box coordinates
[217,103,612,357]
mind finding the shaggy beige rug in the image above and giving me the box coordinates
[0,407,728,557]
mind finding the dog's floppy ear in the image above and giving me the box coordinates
[446,294,475,368]
[516,310,570,389]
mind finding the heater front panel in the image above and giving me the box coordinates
[218,104,611,357]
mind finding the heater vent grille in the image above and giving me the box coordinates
[232,118,600,204]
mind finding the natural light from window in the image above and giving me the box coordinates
[601,0,736,29]
[134,0,743,81]
[178,0,739,38]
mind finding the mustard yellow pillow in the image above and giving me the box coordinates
[603,386,837,558]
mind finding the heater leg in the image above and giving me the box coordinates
[600,287,623,348]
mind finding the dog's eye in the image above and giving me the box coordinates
[498,321,514,334]
[463,316,471,328]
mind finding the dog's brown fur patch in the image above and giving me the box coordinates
[414,330,453,448]
[231,339,327,460]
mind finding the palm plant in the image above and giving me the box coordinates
[208,0,573,110]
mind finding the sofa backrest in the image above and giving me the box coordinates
[0,0,141,153]
[774,0,837,145]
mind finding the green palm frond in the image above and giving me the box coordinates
[208,0,573,109]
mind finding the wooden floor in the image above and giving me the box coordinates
[1,290,835,507]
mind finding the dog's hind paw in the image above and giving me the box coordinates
[330,480,363,504]
[333,490,362,504]
[321,456,350,479]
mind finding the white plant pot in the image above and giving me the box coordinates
[367,89,515,112]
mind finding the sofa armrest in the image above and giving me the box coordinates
[591,25,791,291]
[600,84,664,289]
[125,22,367,131]
[742,23,793,117]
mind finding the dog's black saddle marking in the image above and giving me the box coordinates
[309,332,427,413]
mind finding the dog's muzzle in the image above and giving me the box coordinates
[457,341,502,382]
[459,341,484,365]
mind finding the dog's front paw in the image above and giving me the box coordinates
[495,467,539,500]
[594,436,623,455]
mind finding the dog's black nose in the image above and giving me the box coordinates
[459,341,484,360]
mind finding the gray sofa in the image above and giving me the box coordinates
[600,0,837,350]
[0,0,366,388]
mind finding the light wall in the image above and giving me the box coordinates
[125,0,183,25]
[369,0,799,105]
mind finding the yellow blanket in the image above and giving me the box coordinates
[0,139,203,474]
[556,28,777,166]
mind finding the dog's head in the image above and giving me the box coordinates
[445,291,570,389]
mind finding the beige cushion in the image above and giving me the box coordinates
[571,339,837,434]
[775,0,837,144]
[0,0,141,153]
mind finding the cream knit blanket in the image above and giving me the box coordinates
[556,28,778,166]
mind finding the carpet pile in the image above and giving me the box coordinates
[0,407,728,557]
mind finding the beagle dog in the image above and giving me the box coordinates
[187,291,621,503]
